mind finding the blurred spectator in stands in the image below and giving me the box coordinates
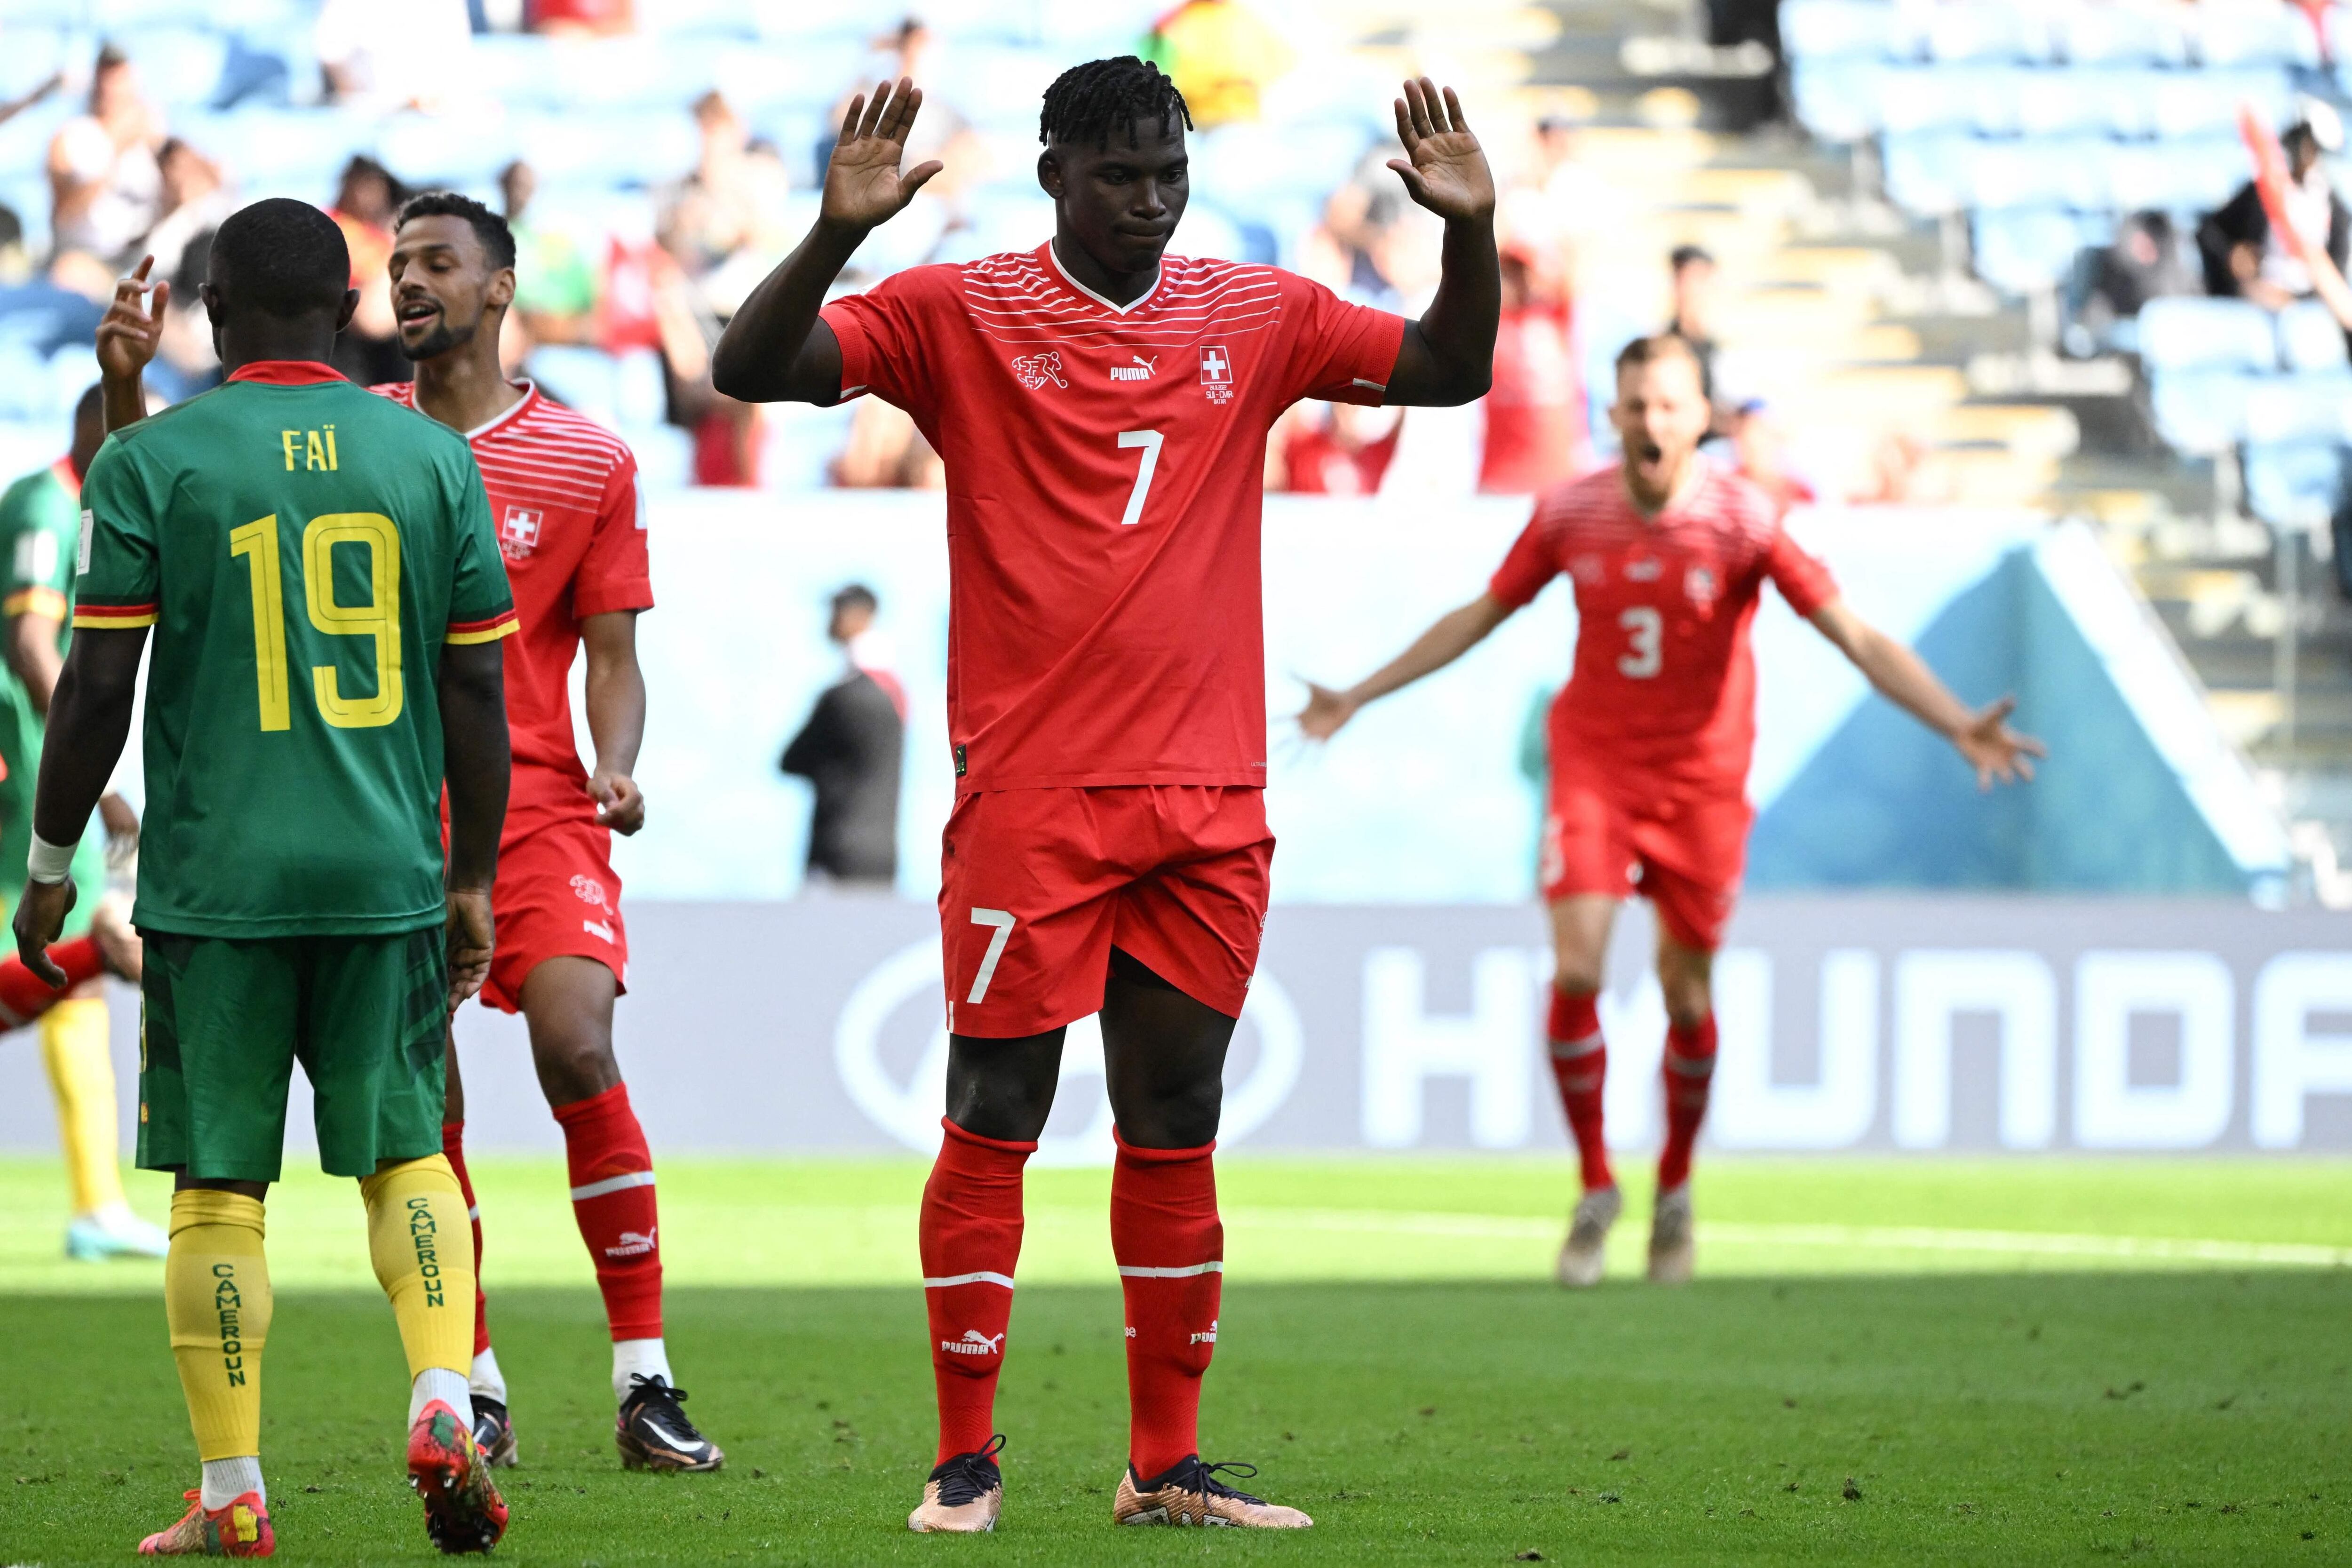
[318,0,477,112]
[532,0,634,37]
[143,139,233,288]
[1729,399,1815,518]
[1664,244,1724,412]
[0,205,32,287]
[830,20,966,171]
[1498,109,1626,287]
[47,45,163,269]
[1145,0,1293,130]
[1478,238,1588,493]
[780,584,906,891]
[501,160,598,346]
[326,156,409,386]
[832,400,943,489]
[0,209,103,350]
[2199,104,2350,310]
[665,92,763,283]
[1852,430,1955,507]
[2072,210,2197,353]
[1276,402,1403,494]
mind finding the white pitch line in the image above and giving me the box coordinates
[1221,1208,2352,1268]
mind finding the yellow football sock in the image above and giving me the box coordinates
[40,996,125,1217]
[361,1154,474,1380]
[165,1189,270,1461]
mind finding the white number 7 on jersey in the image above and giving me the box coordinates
[1117,430,1163,527]
[966,907,1017,1003]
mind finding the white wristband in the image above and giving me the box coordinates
[26,831,76,884]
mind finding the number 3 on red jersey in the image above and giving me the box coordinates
[1617,605,1662,679]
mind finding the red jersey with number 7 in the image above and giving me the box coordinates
[821,242,1405,793]
[1488,461,1838,797]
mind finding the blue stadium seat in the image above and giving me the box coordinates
[1782,0,1900,61]
[0,345,54,421]
[2189,2,2321,68]
[637,0,761,38]
[623,422,695,490]
[177,108,378,192]
[1972,207,2092,294]
[2148,69,2291,140]
[2277,301,2351,373]
[1924,2,2049,64]
[2010,68,2121,137]
[1881,133,1975,214]
[0,29,71,103]
[529,346,620,429]
[375,111,520,189]
[2148,367,2254,454]
[2244,371,2352,442]
[2053,1,2189,66]
[1875,66,1993,136]
[123,28,230,110]
[2139,297,2281,371]
[1966,139,2074,209]
[1791,59,1887,141]
[2243,438,2347,527]
[514,109,699,187]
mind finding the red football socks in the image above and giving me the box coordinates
[441,1121,493,1358]
[0,937,104,1028]
[1111,1131,1223,1482]
[1547,988,1613,1192]
[920,1117,1033,1466]
[552,1083,663,1342]
[1657,1012,1719,1192]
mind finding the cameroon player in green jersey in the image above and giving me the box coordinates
[0,381,159,1262]
[13,199,520,1559]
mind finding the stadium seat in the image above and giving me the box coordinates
[2052,1,2190,66]
[2148,69,2292,141]
[0,345,55,420]
[2139,297,2281,372]
[123,28,230,110]
[1782,0,1900,61]
[2243,371,2352,443]
[374,110,521,190]
[2148,367,2254,454]
[1881,133,1976,214]
[2243,438,2348,527]
[1791,59,1887,142]
[2010,68,2122,138]
[2188,1,2322,68]
[1924,2,2049,64]
[2277,301,2351,373]
[1972,207,2092,294]
[514,109,700,187]
[1875,66,1993,136]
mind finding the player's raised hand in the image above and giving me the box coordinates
[589,769,645,836]
[444,887,495,1012]
[1295,681,1361,742]
[11,877,78,989]
[1387,79,1494,223]
[822,78,945,232]
[1954,695,2045,790]
[95,255,167,384]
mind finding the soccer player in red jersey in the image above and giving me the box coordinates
[94,192,723,1476]
[712,61,1499,1531]
[1302,334,2045,1286]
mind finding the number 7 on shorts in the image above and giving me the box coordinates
[965,908,1017,1003]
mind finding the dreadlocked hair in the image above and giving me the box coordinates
[1039,56,1192,149]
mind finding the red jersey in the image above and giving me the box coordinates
[1490,461,1836,796]
[373,380,652,818]
[1478,302,1586,494]
[822,242,1404,792]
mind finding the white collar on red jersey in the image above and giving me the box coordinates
[454,380,540,439]
[1045,238,1160,317]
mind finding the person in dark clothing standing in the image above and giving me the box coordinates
[781,584,905,890]
[2198,104,2352,309]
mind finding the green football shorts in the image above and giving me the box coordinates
[136,926,449,1182]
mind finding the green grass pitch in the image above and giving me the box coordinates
[3,1156,2348,1564]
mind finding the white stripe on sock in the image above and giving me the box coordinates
[1115,1262,1224,1279]
[1549,1032,1604,1059]
[922,1270,1016,1290]
[570,1170,655,1201]
[466,1205,480,1221]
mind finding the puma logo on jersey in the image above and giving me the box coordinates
[1190,1319,1218,1345]
[584,919,616,944]
[941,1329,1004,1357]
[1011,351,1067,390]
[604,1227,657,1258]
[1110,354,1158,382]
[1625,557,1663,581]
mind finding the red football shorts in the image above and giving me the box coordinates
[938,785,1273,1037]
[479,809,630,1014]
[1541,769,1752,952]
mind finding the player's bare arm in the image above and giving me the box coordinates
[710,79,942,404]
[10,626,144,985]
[581,609,647,836]
[94,255,167,434]
[1378,79,1500,408]
[1299,590,1514,740]
[6,605,64,717]
[1807,598,2047,789]
[438,638,512,1010]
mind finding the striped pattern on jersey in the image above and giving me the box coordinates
[1521,463,1783,564]
[373,380,634,520]
[956,247,1290,352]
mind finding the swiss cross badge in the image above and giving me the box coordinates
[1200,342,1234,404]
[500,506,542,560]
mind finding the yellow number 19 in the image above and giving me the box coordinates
[231,512,404,732]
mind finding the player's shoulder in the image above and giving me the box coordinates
[1693,462,1785,544]
[1532,465,1628,529]
[502,388,637,477]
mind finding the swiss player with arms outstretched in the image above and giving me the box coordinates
[96,194,721,1475]
[1303,334,2044,1287]
[713,60,1498,1531]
